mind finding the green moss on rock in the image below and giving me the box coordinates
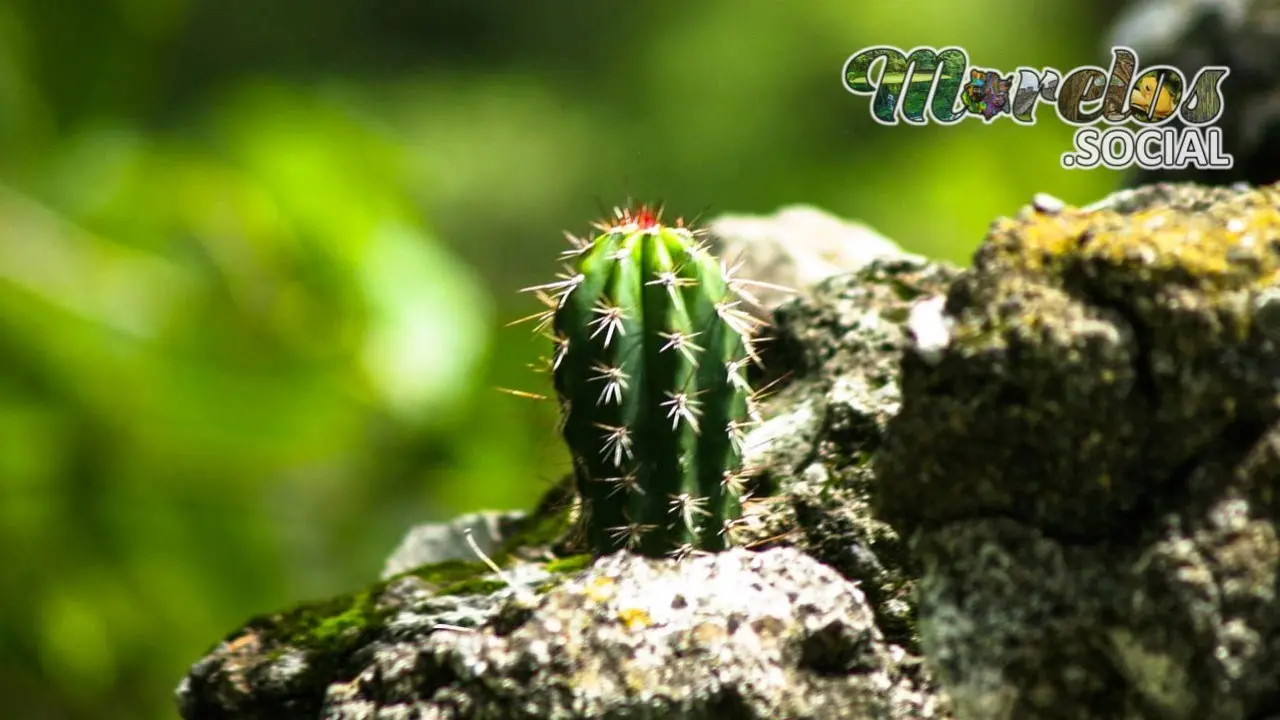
[244,586,383,658]
[497,474,579,558]
[398,559,491,587]
[435,577,510,597]
[544,554,592,575]
[235,480,583,664]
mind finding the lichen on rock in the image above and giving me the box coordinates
[877,182,1280,719]
[755,256,958,650]
[321,548,941,720]
[878,182,1280,542]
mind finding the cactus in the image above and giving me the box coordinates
[520,205,765,559]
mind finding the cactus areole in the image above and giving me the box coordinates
[523,206,764,559]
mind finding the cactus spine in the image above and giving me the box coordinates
[522,206,763,559]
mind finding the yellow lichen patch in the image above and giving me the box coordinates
[691,621,727,645]
[622,668,650,693]
[616,607,652,632]
[572,666,605,694]
[984,192,1280,294]
[1087,208,1280,285]
[583,576,616,604]
[985,214,1080,274]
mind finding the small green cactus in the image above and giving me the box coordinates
[521,205,765,559]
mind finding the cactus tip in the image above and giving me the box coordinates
[634,205,659,229]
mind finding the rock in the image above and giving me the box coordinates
[706,205,918,318]
[327,548,941,719]
[751,253,959,652]
[177,546,945,720]
[876,182,1280,719]
[382,512,527,580]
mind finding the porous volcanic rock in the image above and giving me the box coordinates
[877,182,1280,719]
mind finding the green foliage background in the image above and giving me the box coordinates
[0,1,1123,717]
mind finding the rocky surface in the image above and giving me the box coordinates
[705,204,920,319]
[179,183,1280,719]
[335,548,941,720]
[877,182,1280,719]
[382,511,527,580]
